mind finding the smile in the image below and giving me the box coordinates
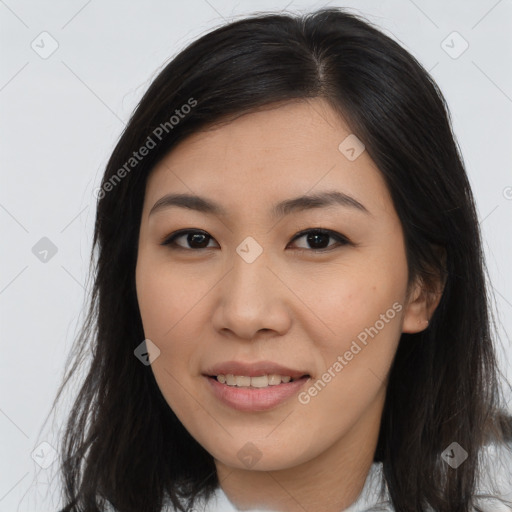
[205,374,311,411]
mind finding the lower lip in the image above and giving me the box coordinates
[205,375,310,412]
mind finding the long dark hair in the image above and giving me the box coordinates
[53,8,512,511]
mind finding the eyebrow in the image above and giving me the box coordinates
[148,190,371,218]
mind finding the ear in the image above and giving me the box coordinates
[402,249,446,334]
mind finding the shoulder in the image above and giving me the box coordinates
[343,441,512,512]
[472,439,512,511]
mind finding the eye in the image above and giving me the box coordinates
[160,228,350,252]
[161,229,217,250]
[288,228,350,252]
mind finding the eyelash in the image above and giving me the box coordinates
[160,228,351,253]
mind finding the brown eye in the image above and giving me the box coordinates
[161,228,350,253]
[288,229,350,252]
[161,230,217,250]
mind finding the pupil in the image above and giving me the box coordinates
[308,232,329,249]
[189,233,209,248]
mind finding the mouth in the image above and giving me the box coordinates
[206,373,311,388]
[201,360,312,411]
[203,373,311,412]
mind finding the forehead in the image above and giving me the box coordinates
[143,98,394,220]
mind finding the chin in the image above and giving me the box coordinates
[206,436,316,472]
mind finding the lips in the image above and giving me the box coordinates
[205,373,311,411]
[202,360,310,380]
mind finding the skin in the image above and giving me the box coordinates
[135,98,443,511]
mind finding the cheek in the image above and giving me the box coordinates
[135,256,207,405]
[305,259,406,350]
[295,287,403,448]
[136,255,204,340]
[298,244,407,412]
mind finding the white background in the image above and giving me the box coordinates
[1,1,511,510]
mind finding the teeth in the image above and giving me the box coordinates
[216,374,296,387]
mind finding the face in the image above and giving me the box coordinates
[135,98,429,472]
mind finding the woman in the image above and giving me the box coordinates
[55,7,512,511]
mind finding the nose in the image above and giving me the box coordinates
[211,248,292,341]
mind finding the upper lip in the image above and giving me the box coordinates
[203,360,310,379]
